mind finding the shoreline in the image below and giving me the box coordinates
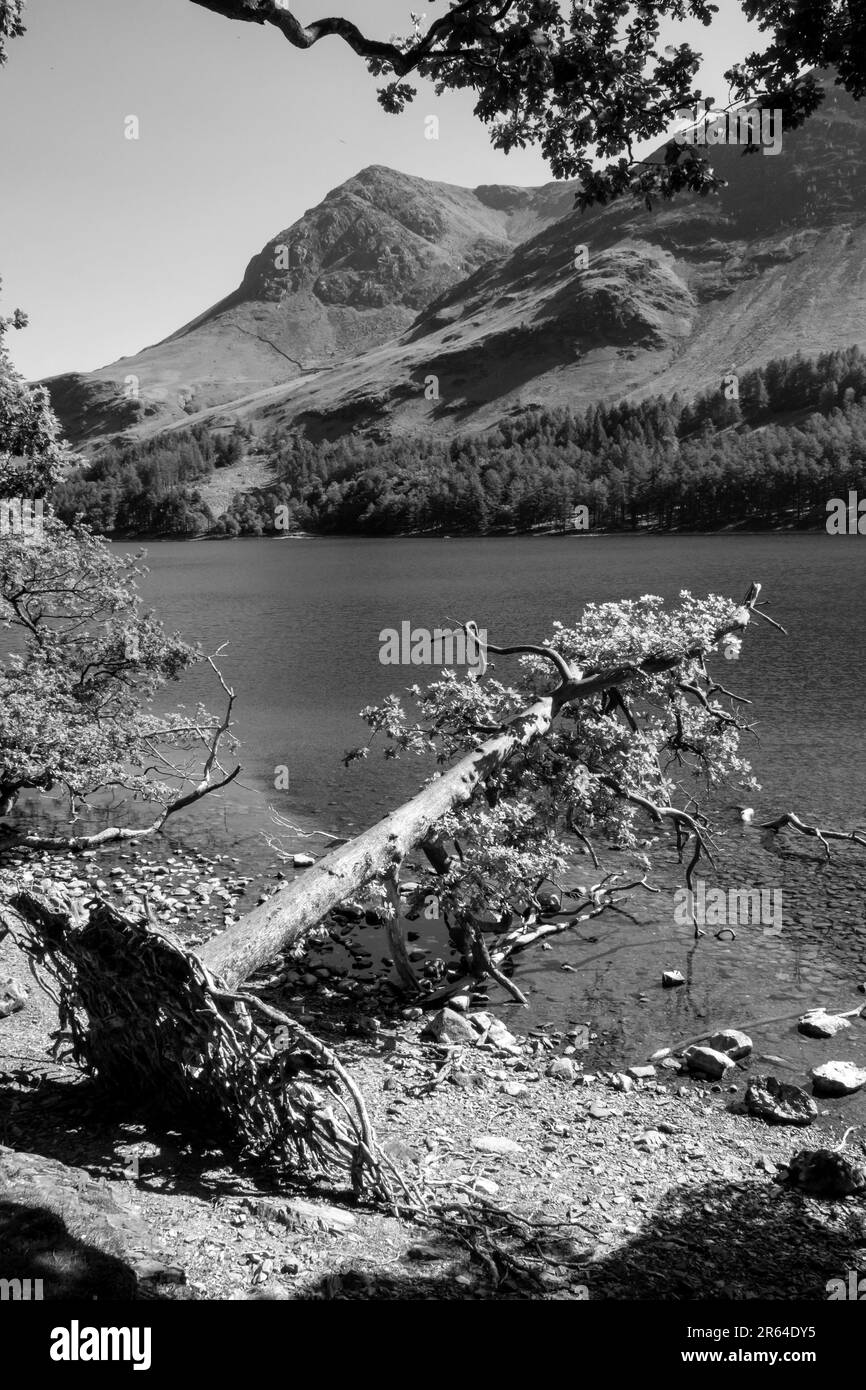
[109,523,833,543]
[1,894,863,1299]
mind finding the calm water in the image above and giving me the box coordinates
[119,536,866,1096]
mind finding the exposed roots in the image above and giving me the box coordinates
[0,889,579,1290]
[0,889,403,1203]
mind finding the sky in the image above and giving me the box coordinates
[0,0,757,381]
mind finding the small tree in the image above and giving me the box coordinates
[0,290,239,842]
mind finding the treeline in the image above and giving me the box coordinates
[53,421,251,535]
[54,346,866,536]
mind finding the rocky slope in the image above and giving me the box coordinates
[41,166,576,443]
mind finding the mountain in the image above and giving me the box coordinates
[41,166,576,443]
[44,71,866,448]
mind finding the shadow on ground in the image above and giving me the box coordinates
[290,1178,866,1300]
[3,1074,866,1301]
[0,1198,141,1299]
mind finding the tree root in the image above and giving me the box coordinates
[0,889,402,1201]
[0,888,585,1291]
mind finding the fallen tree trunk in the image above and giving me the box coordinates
[0,585,771,1195]
[201,589,761,988]
[201,689,561,987]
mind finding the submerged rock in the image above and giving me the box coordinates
[744,1075,817,1125]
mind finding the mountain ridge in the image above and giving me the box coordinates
[40,165,578,444]
[41,72,866,448]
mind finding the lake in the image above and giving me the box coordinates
[117,535,866,1093]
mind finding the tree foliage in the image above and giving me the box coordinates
[0,1,25,67]
[350,590,758,947]
[0,284,71,499]
[0,285,237,834]
[62,343,865,538]
[189,0,864,205]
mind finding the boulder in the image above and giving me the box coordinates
[627,1064,657,1080]
[797,1009,852,1039]
[420,1007,476,1046]
[682,1045,734,1080]
[784,1148,866,1197]
[662,970,685,988]
[547,1056,575,1082]
[744,1075,817,1125]
[706,1029,753,1060]
[469,1013,519,1051]
[810,1061,866,1096]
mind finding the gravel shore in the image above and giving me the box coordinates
[1,846,865,1301]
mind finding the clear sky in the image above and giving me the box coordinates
[0,0,756,381]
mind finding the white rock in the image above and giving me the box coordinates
[706,1029,753,1059]
[635,1130,665,1151]
[292,853,316,868]
[798,1010,852,1039]
[472,1135,522,1156]
[448,994,472,1013]
[810,1061,866,1096]
[683,1045,734,1080]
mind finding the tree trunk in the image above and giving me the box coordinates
[201,690,560,988]
[200,589,759,990]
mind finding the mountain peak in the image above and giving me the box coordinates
[43,74,866,448]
